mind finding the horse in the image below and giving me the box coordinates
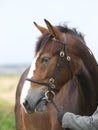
[15,19,98,130]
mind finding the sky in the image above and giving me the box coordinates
[0,0,98,65]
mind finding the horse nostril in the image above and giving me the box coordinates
[23,100,31,111]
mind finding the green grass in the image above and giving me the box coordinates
[0,100,15,130]
[0,75,20,130]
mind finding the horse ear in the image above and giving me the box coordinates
[44,19,55,37]
[33,22,48,34]
[44,19,63,39]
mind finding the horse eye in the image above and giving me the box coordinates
[41,57,50,64]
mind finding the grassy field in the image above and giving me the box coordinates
[0,75,20,130]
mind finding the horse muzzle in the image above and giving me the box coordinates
[21,87,47,114]
[22,97,47,114]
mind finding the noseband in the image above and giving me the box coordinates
[26,34,72,110]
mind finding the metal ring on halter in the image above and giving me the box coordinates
[60,51,65,57]
[49,78,55,84]
[49,78,55,89]
[43,90,55,102]
[67,56,71,61]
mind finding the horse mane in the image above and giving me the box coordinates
[35,25,85,55]
[56,25,85,42]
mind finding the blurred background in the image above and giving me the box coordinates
[0,0,98,130]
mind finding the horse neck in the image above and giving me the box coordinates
[76,68,97,114]
[85,62,98,98]
[79,47,98,96]
[74,47,98,100]
[73,39,98,96]
[90,68,98,95]
[53,80,80,113]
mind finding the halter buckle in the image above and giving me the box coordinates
[43,90,55,102]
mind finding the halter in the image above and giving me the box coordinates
[26,34,71,107]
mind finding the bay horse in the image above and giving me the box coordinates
[15,19,98,130]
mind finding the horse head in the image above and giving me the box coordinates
[20,19,98,114]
